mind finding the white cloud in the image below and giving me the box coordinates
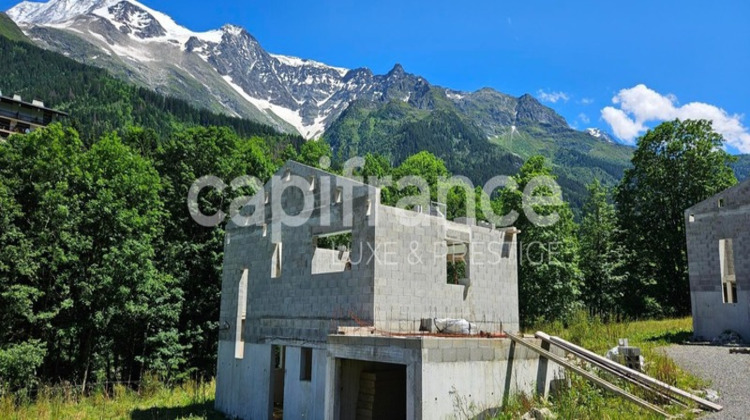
[601,84,750,152]
[578,113,590,124]
[601,107,644,140]
[537,89,569,104]
[579,98,594,105]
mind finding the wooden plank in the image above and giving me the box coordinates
[536,332,723,413]
[505,332,671,418]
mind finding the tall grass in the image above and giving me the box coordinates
[1,314,707,419]
[496,312,707,419]
[0,377,221,420]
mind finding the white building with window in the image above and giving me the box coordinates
[685,179,750,341]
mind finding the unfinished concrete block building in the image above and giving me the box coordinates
[685,178,750,341]
[215,161,562,420]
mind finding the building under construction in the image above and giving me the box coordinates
[215,161,564,420]
[686,178,750,342]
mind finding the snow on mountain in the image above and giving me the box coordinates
[586,128,615,143]
[96,1,165,39]
[222,75,327,139]
[7,0,358,137]
[445,89,466,101]
[4,0,578,141]
[10,0,225,45]
[93,1,223,45]
[271,54,349,77]
[7,0,115,24]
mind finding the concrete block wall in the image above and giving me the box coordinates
[311,248,350,275]
[216,162,380,419]
[216,161,523,419]
[218,161,520,348]
[686,179,750,340]
[372,205,519,334]
[218,163,380,347]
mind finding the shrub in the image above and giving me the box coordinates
[0,340,46,396]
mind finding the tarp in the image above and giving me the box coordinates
[434,318,477,335]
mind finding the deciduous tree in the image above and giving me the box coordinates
[498,156,582,326]
[616,119,736,316]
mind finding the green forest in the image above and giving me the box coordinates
[0,21,741,405]
[0,118,737,397]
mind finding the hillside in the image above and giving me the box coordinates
[0,30,299,147]
[731,155,750,180]
[3,0,648,215]
[325,97,524,180]
[325,92,634,213]
[9,0,746,212]
[0,12,27,43]
[491,123,634,210]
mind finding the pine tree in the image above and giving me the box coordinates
[579,180,627,318]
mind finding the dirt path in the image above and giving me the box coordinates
[662,345,750,420]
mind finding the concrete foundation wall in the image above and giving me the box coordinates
[282,346,327,420]
[215,343,273,420]
[216,343,327,420]
[420,338,564,420]
[326,335,563,420]
[686,180,750,341]
[218,336,563,420]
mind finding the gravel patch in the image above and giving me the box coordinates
[662,345,750,419]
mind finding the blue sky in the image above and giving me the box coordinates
[4,0,750,151]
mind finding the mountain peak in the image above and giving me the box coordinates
[221,23,245,36]
[6,0,580,141]
[387,63,406,76]
[516,93,568,127]
[106,1,166,39]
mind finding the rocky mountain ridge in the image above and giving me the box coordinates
[7,0,580,140]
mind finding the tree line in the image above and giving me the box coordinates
[0,123,318,395]
[0,118,736,396]
[350,119,736,324]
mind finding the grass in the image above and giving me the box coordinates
[1,315,708,419]
[496,313,708,419]
[0,378,223,420]
[0,13,30,44]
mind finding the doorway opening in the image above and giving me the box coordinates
[338,360,406,420]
